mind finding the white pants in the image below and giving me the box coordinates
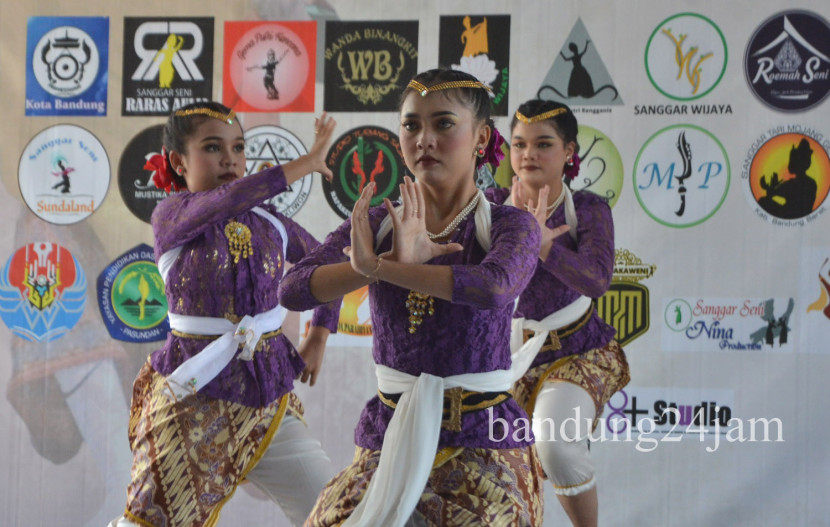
[531,381,597,496]
[108,414,334,527]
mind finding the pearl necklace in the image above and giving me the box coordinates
[525,186,565,218]
[427,192,481,240]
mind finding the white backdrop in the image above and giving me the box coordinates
[2,1,829,526]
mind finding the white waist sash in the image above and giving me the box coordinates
[163,304,287,401]
[157,206,289,402]
[343,364,513,527]
[509,295,593,382]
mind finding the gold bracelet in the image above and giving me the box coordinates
[372,256,383,284]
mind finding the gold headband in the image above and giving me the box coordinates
[407,79,493,97]
[515,108,567,124]
[174,107,236,124]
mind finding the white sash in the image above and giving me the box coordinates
[343,364,513,527]
[509,295,592,382]
[157,206,289,402]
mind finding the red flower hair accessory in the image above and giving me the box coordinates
[564,153,581,185]
[479,127,506,168]
[144,146,184,192]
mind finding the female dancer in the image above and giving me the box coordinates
[279,69,544,526]
[488,99,630,527]
[109,102,340,527]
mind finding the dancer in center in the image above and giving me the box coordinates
[279,69,544,526]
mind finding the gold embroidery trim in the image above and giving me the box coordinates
[378,388,511,432]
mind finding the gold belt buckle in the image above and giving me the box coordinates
[443,387,464,432]
[548,330,562,350]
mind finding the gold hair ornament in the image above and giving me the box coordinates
[515,108,567,124]
[408,80,493,97]
[174,107,236,124]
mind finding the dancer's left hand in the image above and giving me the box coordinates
[296,326,330,387]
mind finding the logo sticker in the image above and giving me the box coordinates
[633,124,730,228]
[662,297,795,352]
[742,128,830,225]
[537,17,622,109]
[800,248,830,353]
[645,13,728,101]
[438,15,510,116]
[323,126,408,219]
[0,243,86,342]
[573,125,624,208]
[19,125,110,225]
[244,125,312,217]
[122,17,214,115]
[223,21,316,112]
[597,249,656,346]
[118,124,175,224]
[26,16,109,116]
[323,20,418,112]
[745,10,830,112]
[97,244,169,342]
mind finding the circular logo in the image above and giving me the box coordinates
[645,13,728,101]
[633,124,730,228]
[227,23,310,111]
[111,261,168,330]
[665,298,692,331]
[573,125,624,208]
[19,125,110,225]
[0,242,86,342]
[118,124,172,224]
[323,126,408,219]
[244,125,312,217]
[33,25,100,98]
[742,130,830,224]
[744,10,830,112]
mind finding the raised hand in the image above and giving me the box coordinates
[343,182,380,278]
[309,113,336,181]
[512,176,569,248]
[384,176,463,264]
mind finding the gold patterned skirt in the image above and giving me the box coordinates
[512,340,630,432]
[122,361,301,527]
[305,445,544,527]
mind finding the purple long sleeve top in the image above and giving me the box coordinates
[149,166,339,408]
[486,187,617,368]
[279,202,541,450]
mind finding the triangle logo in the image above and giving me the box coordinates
[537,18,622,106]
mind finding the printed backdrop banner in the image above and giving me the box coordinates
[1,1,830,527]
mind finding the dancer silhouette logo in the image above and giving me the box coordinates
[438,14,511,115]
[0,243,86,343]
[244,125,312,218]
[97,244,169,343]
[323,126,408,219]
[19,124,110,225]
[742,129,830,226]
[633,124,730,228]
[744,11,830,112]
[645,13,727,101]
[223,21,316,112]
[537,17,622,107]
[122,17,214,116]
